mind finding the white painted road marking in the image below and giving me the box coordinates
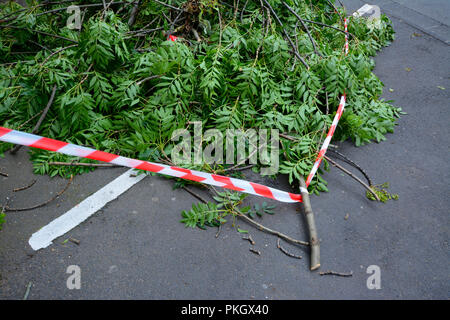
[28,169,146,250]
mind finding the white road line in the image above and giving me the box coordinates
[28,169,146,250]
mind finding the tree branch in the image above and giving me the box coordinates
[299,176,320,270]
[324,155,380,201]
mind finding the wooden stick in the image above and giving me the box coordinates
[47,161,120,167]
[299,176,320,270]
[237,211,309,246]
[319,270,353,277]
[277,238,302,259]
[324,155,380,201]
[13,179,36,192]
[5,175,73,212]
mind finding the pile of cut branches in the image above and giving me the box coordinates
[0,0,398,184]
[0,1,399,248]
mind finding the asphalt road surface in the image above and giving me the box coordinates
[0,0,449,299]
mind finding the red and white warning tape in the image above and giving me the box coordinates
[0,18,350,203]
[0,127,303,203]
[306,17,349,186]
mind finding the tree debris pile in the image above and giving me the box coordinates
[0,0,399,196]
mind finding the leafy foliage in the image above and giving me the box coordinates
[0,1,399,195]
[367,182,399,202]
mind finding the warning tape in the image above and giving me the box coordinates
[0,127,303,203]
[306,17,349,186]
[0,19,350,203]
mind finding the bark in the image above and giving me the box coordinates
[299,177,320,270]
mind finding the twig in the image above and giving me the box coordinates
[279,133,298,141]
[319,270,353,277]
[182,182,309,247]
[47,161,120,167]
[153,0,183,12]
[215,223,222,238]
[260,0,309,69]
[223,164,255,173]
[316,91,329,153]
[40,45,77,67]
[27,39,50,52]
[35,2,135,17]
[277,238,302,259]
[0,0,76,23]
[13,180,36,192]
[282,2,322,57]
[0,25,78,43]
[299,176,320,270]
[126,27,164,38]
[326,0,344,25]
[324,155,380,201]
[5,175,73,212]
[243,234,255,245]
[240,0,249,23]
[23,282,32,300]
[237,211,309,246]
[182,186,209,204]
[302,19,354,38]
[328,148,373,186]
[79,64,93,86]
[0,171,8,177]
[69,237,80,245]
[10,85,57,154]
[234,0,240,21]
[128,0,141,26]
[167,9,184,36]
[136,74,161,86]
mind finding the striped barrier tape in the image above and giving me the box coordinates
[0,19,350,203]
[0,126,304,203]
[306,17,349,186]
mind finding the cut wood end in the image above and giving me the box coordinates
[310,264,321,271]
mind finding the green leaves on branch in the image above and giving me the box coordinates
[0,0,399,195]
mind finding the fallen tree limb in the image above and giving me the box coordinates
[184,183,310,247]
[328,148,373,186]
[324,155,380,201]
[299,176,320,270]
